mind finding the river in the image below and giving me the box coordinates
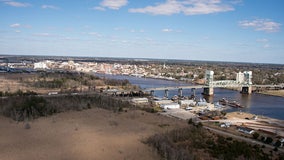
[97,74,284,120]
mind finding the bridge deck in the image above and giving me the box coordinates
[144,85,203,91]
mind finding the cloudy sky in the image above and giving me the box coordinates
[0,0,283,64]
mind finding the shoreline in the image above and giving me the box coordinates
[257,90,284,98]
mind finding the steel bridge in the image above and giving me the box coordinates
[143,70,284,96]
[144,82,284,91]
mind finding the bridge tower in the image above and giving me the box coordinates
[164,89,169,98]
[241,71,253,94]
[150,90,155,96]
[203,70,214,95]
[178,88,183,97]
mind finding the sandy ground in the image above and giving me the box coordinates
[226,112,284,137]
[226,111,256,119]
[0,108,187,160]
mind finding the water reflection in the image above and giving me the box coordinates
[241,94,252,109]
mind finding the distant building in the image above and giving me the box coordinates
[154,100,174,106]
[196,98,207,106]
[131,98,149,104]
[220,122,231,128]
[34,61,49,69]
[179,100,195,107]
[58,60,78,70]
[160,103,180,109]
[8,62,27,68]
[237,126,254,134]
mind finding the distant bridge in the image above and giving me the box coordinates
[143,70,284,96]
[144,83,284,92]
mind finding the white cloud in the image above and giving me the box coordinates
[230,0,243,5]
[10,23,21,28]
[162,28,173,32]
[239,19,281,33]
[88,32,102,37]
[182,0,234,15]
[256,38,270,49]
[92,6,106,11]
[130,0,182,15]
[256,38,268,43]
[114,27,124,31]
[33,33,51,37]
[9,23,31,29]
[161,28,182,33]
[263,44,270,48]
[3,0,31,7]
[100,0,127,10]
[129,29,145,33]
[42,5,59,10]
[129,0,234,15]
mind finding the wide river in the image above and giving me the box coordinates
[97,74,284,120]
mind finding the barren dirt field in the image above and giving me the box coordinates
[0,108,187,160]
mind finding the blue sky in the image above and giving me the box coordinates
[0,0,283,64]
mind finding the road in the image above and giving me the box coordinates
[203,126,284,152]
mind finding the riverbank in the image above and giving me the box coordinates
[258,90,284,98]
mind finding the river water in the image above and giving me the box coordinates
[97,74,284,120]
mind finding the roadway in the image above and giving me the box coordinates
[144,85,203,91]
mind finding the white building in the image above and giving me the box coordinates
[237,126,254,134]
[179,100,195,107]
[131,98,149,104]
[34,61,49,69]
[220,122,231,128]
[160,103,180,109]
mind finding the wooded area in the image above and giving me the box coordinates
[0,93,132,121]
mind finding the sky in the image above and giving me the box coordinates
[0,0,283,64]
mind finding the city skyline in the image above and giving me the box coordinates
[0,0,283,64]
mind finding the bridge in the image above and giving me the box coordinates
[144,70,284,97]
[145,83,284,91]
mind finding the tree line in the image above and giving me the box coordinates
[0,93,133,121]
